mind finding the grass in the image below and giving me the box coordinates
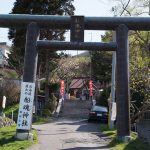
[4,104,50,125]
[4,104,19,116]
[100,124,149,150]
[0,125,38,150]
[0,68,18,78]
[33,116,50,125]
[3,104,19,123]
[108,137,150,150]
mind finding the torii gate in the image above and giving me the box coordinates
[1,14,149,142]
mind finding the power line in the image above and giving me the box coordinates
[97,0,110,5]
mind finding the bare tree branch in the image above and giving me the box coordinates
[120,0,131,16]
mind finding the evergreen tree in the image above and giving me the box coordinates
[8,0,75,102]
[91,51,112,82]
[91,31,112,82]
[8,0,74,76]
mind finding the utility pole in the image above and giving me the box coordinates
[149,0,150,15]
[0,50,5,117]
[109,32,116,129]
[109,6,117,129]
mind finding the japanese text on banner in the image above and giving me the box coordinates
[17,82,35,130]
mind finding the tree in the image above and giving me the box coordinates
[8,0,75,75]
[54,56,91,92]
[8,0,75,102]
[91,31,113,82]
[57,56,90,79]
[129,35,150,107]
[91,0,150,111]
[111,0,150,16]
[91,51,112,82]
[111,0,150,108]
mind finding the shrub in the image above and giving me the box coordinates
[44,93,58,114]
[70,96,76,100]
[49,83,59,93]
[40,80,45,91]
[0,80,20,107]
[40,81,59,93]
[96,87,111,107]
[41,109,51,117]
[0,116,15,128]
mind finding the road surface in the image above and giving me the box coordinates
[27,118,111,150]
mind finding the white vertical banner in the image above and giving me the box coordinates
[111,102,116,121]
[17,82,35,130]
[2,96,6,109]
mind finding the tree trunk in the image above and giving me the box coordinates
[45,50,50,104]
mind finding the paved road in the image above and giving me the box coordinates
[27,118,111,150]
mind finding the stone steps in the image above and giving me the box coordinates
[59,100,92,119]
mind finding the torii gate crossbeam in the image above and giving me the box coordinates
[1,14,150,30]
[37,41,117,51]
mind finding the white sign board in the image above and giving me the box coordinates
[111,102,116,121]
[2,96,6,109]
[17,82,35,130]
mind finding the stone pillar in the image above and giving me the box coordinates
[16,22,39,140]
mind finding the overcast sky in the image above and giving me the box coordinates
[0,0,114,55]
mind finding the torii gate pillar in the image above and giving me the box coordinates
[116,24,131,141]
[16,22,39,140]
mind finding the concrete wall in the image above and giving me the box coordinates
[137,120,150,144]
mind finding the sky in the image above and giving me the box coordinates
[0,0,114,55]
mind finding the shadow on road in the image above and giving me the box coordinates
[61,145,109,150]
[76,123,99,133]
[56,119,88,126]
[56,119,101,132]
